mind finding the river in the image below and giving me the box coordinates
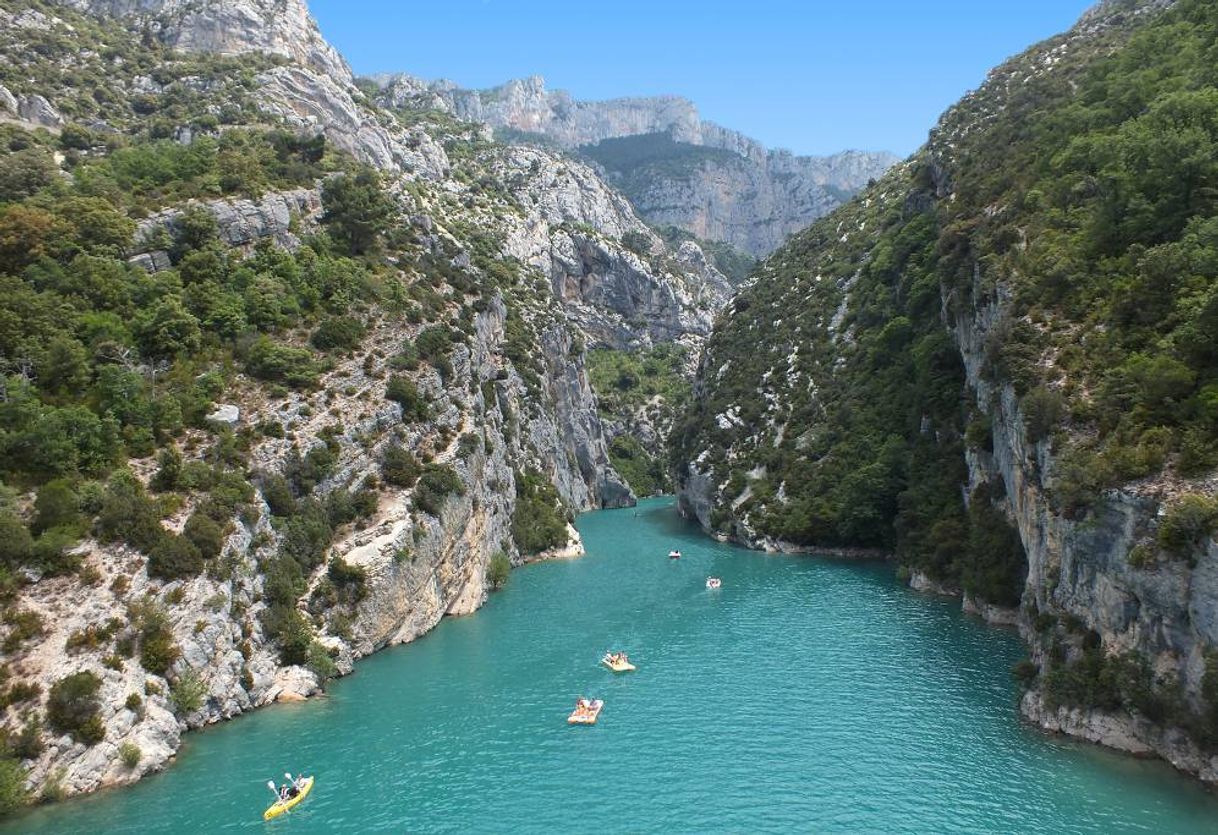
[9,497,1218,833]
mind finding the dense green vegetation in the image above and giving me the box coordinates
[587,345,689,496]
[608,436,669,498]
[510,469,569,555]
[0,10,550,801]
[677,0,1218,593]
[934,0,1218,514]
[588,345,689,415]
[674,0,1218,746]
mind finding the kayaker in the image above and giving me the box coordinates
[283,773,300,798]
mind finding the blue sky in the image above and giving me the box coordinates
[309,1,1094,157]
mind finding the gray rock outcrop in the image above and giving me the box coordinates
[2,0,738,804]
[374,74,897,256]
[58,0,351,81]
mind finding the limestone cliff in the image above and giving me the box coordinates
[0,0,728,802]
[374,74,897,256]
[676,0,1218,783]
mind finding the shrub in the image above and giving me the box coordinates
[125,693,142,712]
[311,316,365,351]
[10,716,43,760]
[385,376,428,421]
[260,473,297,517]
[1012,659,1039,688]
[488,551,511,590]
[183,512,226,560]
[147,534,203,581]
[32,480,80,536]
[621,230,652,256]
[0,757,27,816]
[321,167,395,255]
[3,609,44,653]
[150,447,183,492]
[119,741,142,769]
[47,671,104,744]
[32,525,84,576]
[306,641,337,682]
[456,433,481,459]
[1021,387,1064,444]
[285,445,335,495]
[96,471,163,554]
[414,464,464,516]
[263,606,312,666]
[1158,494,1218,563]
[0,513,33,570]
[380,444,421,487]
[327,556,367,603]
[244,337,318,389]
[169,670,206,716]
[130,598,180,676]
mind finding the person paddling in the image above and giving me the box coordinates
[284,772,303,798]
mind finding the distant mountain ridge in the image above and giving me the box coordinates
[373,74,898,256]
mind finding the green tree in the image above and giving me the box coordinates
[321,167,395,255]
[36,336,90,396]
[135,297,201,359]
[47,671,104,745]
[0,512,33,570]
[488,551,511,590]
[32,479,80,536]
[0,148,56,203]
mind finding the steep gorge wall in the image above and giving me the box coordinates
[676,0,1218,782]
[375,74,897,257]
[0,0,733,801]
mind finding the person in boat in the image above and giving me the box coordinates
[283,773,301,798]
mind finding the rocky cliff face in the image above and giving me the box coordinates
[60,0,351,80]
[676,0,1218,782]
[374,74,897,256]
[0,0,728,802]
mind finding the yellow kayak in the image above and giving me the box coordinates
[263,776,314,821]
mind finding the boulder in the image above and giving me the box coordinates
[206,404,241,426]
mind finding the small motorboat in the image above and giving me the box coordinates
[263,776,314,821]
[706,577,722,590]
[602,652,636,673]
[568,698,604,725]
[668,550,681,560]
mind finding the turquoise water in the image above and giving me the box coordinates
[10,497,1218,833]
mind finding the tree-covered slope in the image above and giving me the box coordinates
[676,0,1218,778]
[0,0,741,810]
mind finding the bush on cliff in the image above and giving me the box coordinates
[413,465,464,517]
[380,444,421,488]
[47,671,105,745]
[510,470,567,556]
[321,167,396,256]
[0,756,27,816]
[1157,494,1218,564]
[487,551,511,590]
[385,376,429,422]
